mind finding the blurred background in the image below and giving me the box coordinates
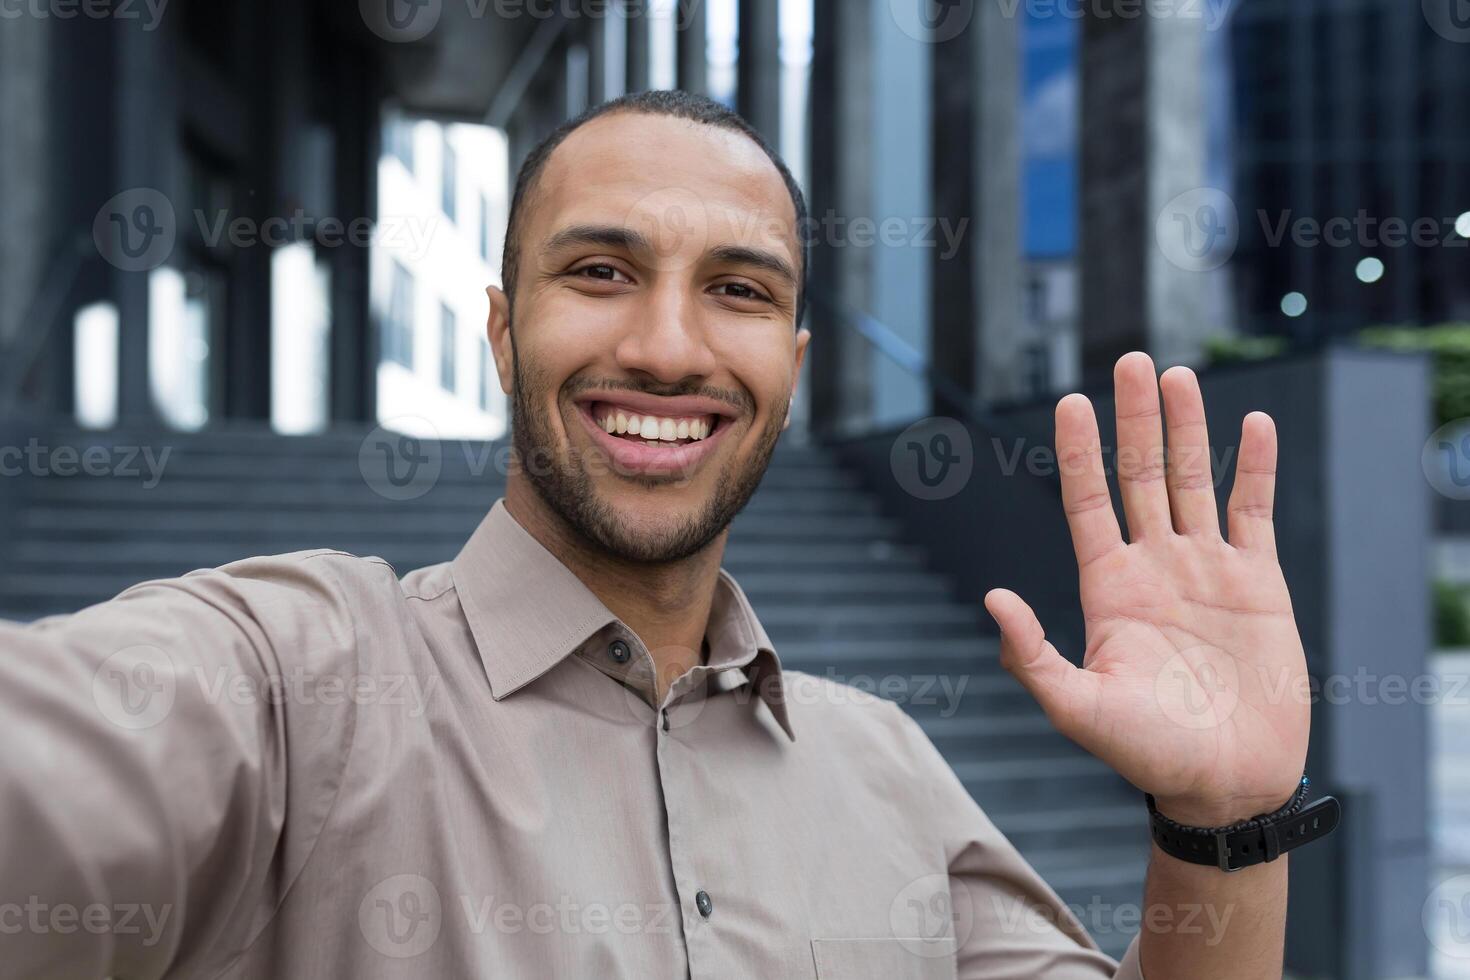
[0,0,1462,976]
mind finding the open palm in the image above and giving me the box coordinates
[984,353,1310,826]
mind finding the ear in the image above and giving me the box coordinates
[486,284,515,395]
[782,326,812,431]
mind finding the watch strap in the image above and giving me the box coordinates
[1145,777,1342,873]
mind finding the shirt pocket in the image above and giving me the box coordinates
[810,937,958,980]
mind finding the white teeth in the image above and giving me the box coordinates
[596,406,718,443]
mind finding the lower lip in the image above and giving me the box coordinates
[574,403,732,479]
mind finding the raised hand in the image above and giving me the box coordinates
[983,352,1310,826]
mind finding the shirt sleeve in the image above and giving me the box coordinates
[883,700,1148,980]
[0,551,372,979]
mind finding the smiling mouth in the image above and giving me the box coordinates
[585,401,725,449]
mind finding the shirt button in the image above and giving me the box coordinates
[695,890,713,918]
[609,639,631,663]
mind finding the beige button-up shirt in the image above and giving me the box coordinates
[2,498,1145,978]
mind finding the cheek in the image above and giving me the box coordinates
[710,336,792,416]
[515,301,623,394]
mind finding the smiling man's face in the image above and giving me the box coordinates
[487,110,810,564]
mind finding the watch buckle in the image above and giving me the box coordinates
[1215,831,1241,873]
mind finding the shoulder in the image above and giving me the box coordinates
[780,668,941,768]
[112,548,407,613]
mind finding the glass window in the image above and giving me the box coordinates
[389,117,415,173]
[442,135,458,222]
[440,303,457,392]
[385,261,415,369]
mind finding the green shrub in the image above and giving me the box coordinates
[1357,323,1470,427]
[1203,334,1289,365]
[1435,579,1470,649]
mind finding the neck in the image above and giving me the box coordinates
[503,478,724,701]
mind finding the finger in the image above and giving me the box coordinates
[1159,366,1221,537]
[1226,411,1278,555]
[983,589,1101,744]
[1113,352,1172,539]
[1055,393,1124,569]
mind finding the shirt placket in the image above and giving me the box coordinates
[655,663,723,980]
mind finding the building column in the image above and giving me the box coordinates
[736,0,780,144]
[328,43,379,425]
[0,12,69,416]
[1079,0,1211,384]
[972,2,1024,403]
[866,0,930,428]
[675,0,707,95]
[928,16,976,416]
[806,0,874,438]
[625,4,650,94]
[112,19,169,422]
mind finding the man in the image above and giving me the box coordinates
[1,91,1321,978]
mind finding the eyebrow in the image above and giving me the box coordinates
[706,244,798,288]
[541,224,653,256]
[540,224,798,288]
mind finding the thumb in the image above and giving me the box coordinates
[983,588,1092,739]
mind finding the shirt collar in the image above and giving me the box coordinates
[450,499,794,741]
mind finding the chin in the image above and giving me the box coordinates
[565,483,721,564]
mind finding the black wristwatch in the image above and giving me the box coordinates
[1145,776,1341,873]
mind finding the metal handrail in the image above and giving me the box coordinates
[810,291,1063,496]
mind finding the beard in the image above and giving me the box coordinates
[509,350,786,564]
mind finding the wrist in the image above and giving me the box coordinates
[1150,785,1302,828]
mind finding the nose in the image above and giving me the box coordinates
[611,276,718,384]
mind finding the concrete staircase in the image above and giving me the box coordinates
[0,424,1149,958]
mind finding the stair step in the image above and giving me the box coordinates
[732,570,956,603]
[775,637,999,675]
[20,507,899,542]
[32,427,841,467]
[992,804,1149,853]
[10,539,930,574]
[956,756,1136,813]
[21,482,884,515]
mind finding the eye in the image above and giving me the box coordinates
[712,281,769,302]
[572,263,633,284]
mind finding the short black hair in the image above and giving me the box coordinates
[500,89,809,326]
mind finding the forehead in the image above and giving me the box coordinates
[529,112,799,267]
